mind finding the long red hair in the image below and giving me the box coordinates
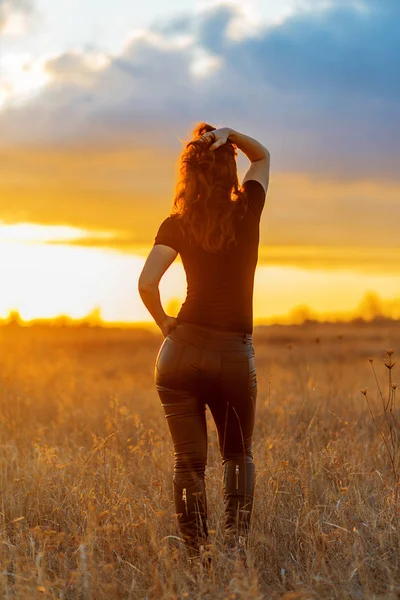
[170,122,248,252]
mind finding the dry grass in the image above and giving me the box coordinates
[0,321,399,599]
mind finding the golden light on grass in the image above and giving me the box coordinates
[0,321,399,596]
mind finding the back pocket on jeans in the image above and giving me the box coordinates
[155,337,185,377]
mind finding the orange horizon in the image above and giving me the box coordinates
[1,221,399,327]
[1,289,398,329]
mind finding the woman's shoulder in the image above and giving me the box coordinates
[165,213,185,233]
[154,213,185,252]
[241,179,266,217]
[159,213,182,228]
[242,179,266,193]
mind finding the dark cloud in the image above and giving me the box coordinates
[0,0,399,247]
[223,2,399,98]
[195,4,237,55]
[151,13,193,37]
[0,0,398,179]
[208,0,400,179]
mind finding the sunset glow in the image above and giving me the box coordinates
[0,222,398,325]
[0,0,398,327]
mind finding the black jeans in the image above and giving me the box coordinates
[154,320,257,557]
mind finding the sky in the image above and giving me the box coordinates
[0,0,399,324]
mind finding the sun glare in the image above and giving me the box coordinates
[0,223,186,323]
[190,48,222,78]
[0,223,399,325]
[0,223,89,244]
[0,53,51,109]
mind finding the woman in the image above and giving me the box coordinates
[138,122,270,568]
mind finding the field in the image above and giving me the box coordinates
[0,321,399,599]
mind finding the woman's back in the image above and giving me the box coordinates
[154,179,266,333]
[139,124,270,567]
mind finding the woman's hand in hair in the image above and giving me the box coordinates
[202,127,233,151]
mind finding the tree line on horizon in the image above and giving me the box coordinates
[0,291,399,328]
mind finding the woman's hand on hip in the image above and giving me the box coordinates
[160,315,178,338]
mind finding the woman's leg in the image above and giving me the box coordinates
[155,337,209,561]
[206,346,257,551]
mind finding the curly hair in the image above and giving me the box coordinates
[170,122,248,253]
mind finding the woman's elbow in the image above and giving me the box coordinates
[138,276,157,295]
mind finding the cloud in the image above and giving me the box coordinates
[0,0,34,33]
[0,0,399,180]
[44,237,400,276]
[0,0,399,247]
[195,4,237,54]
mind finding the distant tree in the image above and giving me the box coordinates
[52,315,72,327]
[356,291,383,321]
[288,304,315,325]
[86,307,102,327]
[5,310,22,327]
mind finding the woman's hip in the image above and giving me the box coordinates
[154,327,256,391]
[167,320,254,354]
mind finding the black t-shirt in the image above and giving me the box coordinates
[153,179,266,334]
